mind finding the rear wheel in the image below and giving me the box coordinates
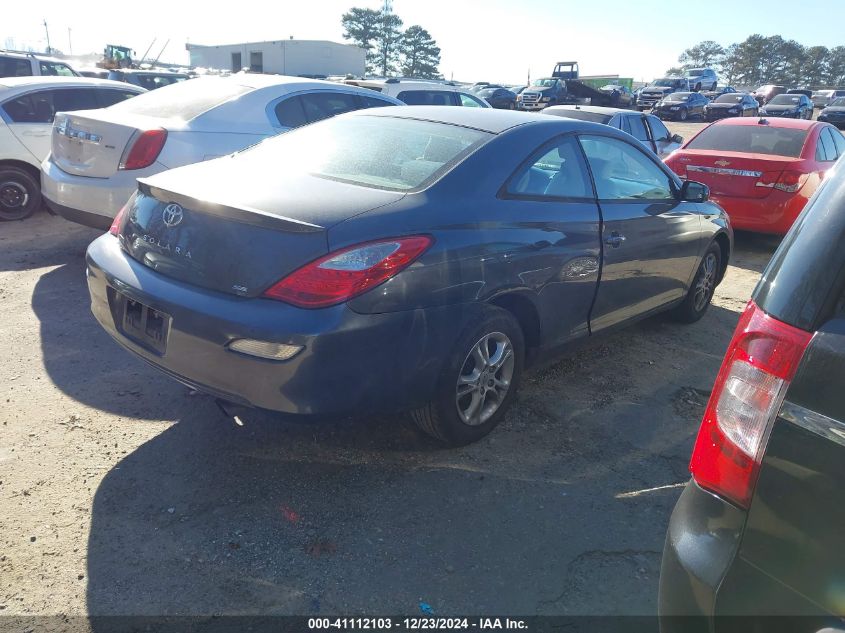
[672,243,721,323]
[0,167,40,221]
[411,307,524,446]
[678,108,689,121]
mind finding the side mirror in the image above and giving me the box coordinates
[670,134,683,144]
[680,180,709,203]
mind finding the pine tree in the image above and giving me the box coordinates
[399,26,441,79]
[341,7,382,74]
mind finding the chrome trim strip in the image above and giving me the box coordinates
[686,165,762,177]
[780,401,845,447]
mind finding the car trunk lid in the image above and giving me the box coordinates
[51,110,167,178]
[118,157,406,297]
[671,150,798,198]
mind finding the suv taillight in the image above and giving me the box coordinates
[119,129,167,170]
[689,300,812,508]
[262,236,433,308]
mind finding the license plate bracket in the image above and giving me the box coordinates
[119,294,170,355]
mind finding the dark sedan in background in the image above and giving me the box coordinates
[598,84,634,108]
[760,93,814,119]
[653,92,709,121]
[702,86,737,100]
[660,159,845,632]
[85,107,731,446]
[818,97,845,128]
[475,86,517,109]
[753,84,787,105]
[704,93,759,121]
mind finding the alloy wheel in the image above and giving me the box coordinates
[455,332,515,426]
[693,253,718,312]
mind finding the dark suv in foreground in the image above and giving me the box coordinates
[660,160,845,631]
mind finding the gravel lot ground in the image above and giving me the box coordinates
[0,119,781,621]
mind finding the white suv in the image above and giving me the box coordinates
[343,79,490,108]
[0,51,79,79]
[0,77,145,220]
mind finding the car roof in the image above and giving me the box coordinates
[545,105,634,116]
[0,76,145,92]
[0,50,69,63]
[347,105,609,134]
[709,117,819,130]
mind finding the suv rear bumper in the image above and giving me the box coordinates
[659,480,746,630]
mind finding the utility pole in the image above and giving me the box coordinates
[67,28,72,55]
[43,19,51,54]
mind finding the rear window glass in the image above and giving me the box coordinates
[546,110,611,124]
[686,125,809,158]
[238,115,490,192]
[108,78,252,121]
[0,57,32,78]
[396,90,453,106]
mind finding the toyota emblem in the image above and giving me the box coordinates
[162,203,184,227]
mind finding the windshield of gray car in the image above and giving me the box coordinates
[237,115,491,192]
[686,125,808,158]
[768,95,801,105]
[652,79,681,87]
[831,98,845,107]
[714,94,744,103]
[107,77,253,120]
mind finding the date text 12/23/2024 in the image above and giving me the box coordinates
[308,618,529,630]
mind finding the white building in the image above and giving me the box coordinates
[185,39,366,77]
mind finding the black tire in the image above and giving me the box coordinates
[508,101,515,110]
[411,306,525,446]
[678,108,689,121]
[0,167,40,221]
[672,243,721,324]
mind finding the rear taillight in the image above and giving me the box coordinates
[689,300,812,508]
[119,129,167,170]
[757,170,809,193]
[262,236,433,308]
[108,202,128,236]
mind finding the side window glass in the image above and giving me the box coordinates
[617,115,632,135]
[579,134,675,200]
[51,88,99,113]
[647,116,670,142]
[0,58,33,77]
[2,95,37,122]
[358,94,395,109]
[397,90,451,106]
[830,128,845,158]
[459,93,485,108]
[97,90,139,107]
[627,115,649,142]
[274,95,308,128]
[39,62,75,77]
[299,92,360,123]
[506,136,592,199]
[819,128,836,162]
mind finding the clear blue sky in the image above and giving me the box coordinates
[5,0,845,84]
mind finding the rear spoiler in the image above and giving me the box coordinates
[137,180,324,234]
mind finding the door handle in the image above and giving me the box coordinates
[605,232,626,248]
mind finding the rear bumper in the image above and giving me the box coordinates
[85,234,465,416]
[709,190,811,235]
[658,480,746,630]
[40,155,164,225]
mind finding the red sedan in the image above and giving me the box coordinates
[664,117,844,234]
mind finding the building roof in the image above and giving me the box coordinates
[186,39,362,50]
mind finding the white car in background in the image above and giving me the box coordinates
[41,75,404,229]
[0,51,79,79]
[0,77,145,220]
[342,78,491,108]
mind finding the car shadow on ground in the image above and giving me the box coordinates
[79,303,744,618]
[0,212,99,273]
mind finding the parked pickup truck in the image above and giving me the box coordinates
[517,61,625,111]
[637,77,692,111]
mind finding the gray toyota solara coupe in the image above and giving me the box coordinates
[86,106,732,445]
